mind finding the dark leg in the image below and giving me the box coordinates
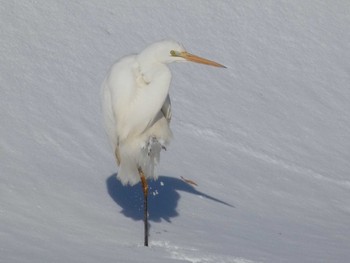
[138,167,148,246]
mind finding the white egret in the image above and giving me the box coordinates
[102,40,225,246]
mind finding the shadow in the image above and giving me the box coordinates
[106,174,234,223]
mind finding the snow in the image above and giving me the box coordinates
[1,1,350,262]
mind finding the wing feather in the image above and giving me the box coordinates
[161,94,172,123]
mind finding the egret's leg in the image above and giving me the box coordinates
[138,167,149,246]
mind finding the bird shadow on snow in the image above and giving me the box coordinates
[106,174,234,223]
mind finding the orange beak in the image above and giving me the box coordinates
[180,51,226,68]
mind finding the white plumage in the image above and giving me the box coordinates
[102,40,225,185]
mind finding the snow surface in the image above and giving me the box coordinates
[1,1,350,262]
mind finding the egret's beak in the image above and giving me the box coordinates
[171,50,226,68]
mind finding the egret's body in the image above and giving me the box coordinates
[102,40,225,246]
[102,42,177,185]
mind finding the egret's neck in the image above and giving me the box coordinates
[136,62,171,100]
[127,57,171,136]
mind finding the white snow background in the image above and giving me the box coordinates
[1,1,350,262]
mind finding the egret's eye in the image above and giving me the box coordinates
[170,50,180,57]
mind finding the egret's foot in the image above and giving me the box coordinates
[144,136,166,155]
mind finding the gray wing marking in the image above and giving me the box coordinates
[161,94,172,123]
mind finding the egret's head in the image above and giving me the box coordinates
[138,40,226,68]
